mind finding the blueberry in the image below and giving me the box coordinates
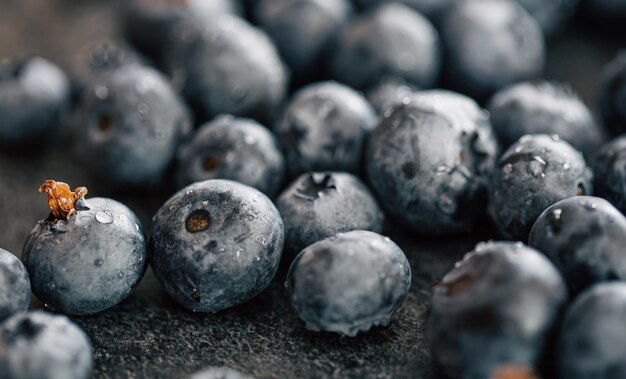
[277,172,384,261]
[123,0,241,64]
[488,80,602,158]
[593,135,626,213]
[190,367,255,379]
[150,179,284,313]
[366,76,418,115]
[73,64,191,188]
[22,181,148,315]
[512,0,580,36]
[488,134,592,240]
[366,90,498,235]
[286,230,411,336]
[275,81,377,176]
[428,241,567,379]
[0,249,31,322]
[254,0,352,83]
[529,196,626,294]
[558,282,626,379]
[177,115,285,198]
[441,0,544,100]
[164,15,288,124]
[0,311,93,379]
[599,51,626,137]
[330,3,441,90]
[352,0,455,22]
[0,57,70,145]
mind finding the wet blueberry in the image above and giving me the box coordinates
[286,230,411,337]
[0,311,93,379]
[593,135,626,213]
[275,81,377,176]
[529,196,626,294]
[123,0,241,64]
[558,282,626,379]
[277,172,384,261]
[190,367,255,379]
[164,15,288,124]
[330,3,441,90]
[366,76,418,115]
[0,249,31,322]
[22,181,148,315]
[599,51,626,137]
[254,0,352,83]
[488,80,602,158]
[441,0,544,100]
[177,115,285,198]
[150,179,284,313]
[0,57,70,145]
[428,241,567,379]
[73,64,191,188]
[366,90,498,235]
[488,134,592,240]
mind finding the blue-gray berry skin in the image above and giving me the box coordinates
[0,311,93,379]
[275,81,377,177]
[287,230,411,337]
[255,0,352,83]
[366,76,418,115]
[441,0,544,100]
[530,196,626,295]
[599,52,626,137]
[488,81,602,158]
[558,282,626,379]
[428,241,567,379]
[73,64,191,189]
[512,0,580,36]
[488,134,592,240]
[594,136,626,214]
[0,57,69,145]
[277,172,384,261]
[366,90,498,235]
[165,15,288,124]
[22,198,148,315]
[352,0,455,22]
[330,3,441,90]
[150,179,284,313]
[123,0,241,64]
[177,115,285,198]
[0,249,31,322]
[190,367,255,379]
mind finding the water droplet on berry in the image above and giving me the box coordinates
[94,259,103,266]
[95,211,114,224]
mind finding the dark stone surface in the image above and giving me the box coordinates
[0,1,624,378]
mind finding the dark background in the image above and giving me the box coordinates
[0,1,624,378]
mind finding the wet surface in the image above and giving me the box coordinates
[0,1,624,378]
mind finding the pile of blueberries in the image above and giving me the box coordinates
[1,0,626,378]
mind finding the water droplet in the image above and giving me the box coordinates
[44,303,56,311]
[551,134,561,141]
[47,282,56,289]
[80,235,87,242]
[244,135,257,145]
[95,211,114,224]
[185,189,194,195]
[229,86,247,102]
[553,209,562,220]
[520,135,532,143]
[515,146,523,153]
[383,237,391,243]
[435,166,452,175]
[582,201,597,211]
[95,86,109,99]
[95,259,103,266]
[563,163,570,170]
[118,272,124,279]
[137,102,149,115]
[527,156,547,178]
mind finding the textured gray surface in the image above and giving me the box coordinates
[0,1,624,378]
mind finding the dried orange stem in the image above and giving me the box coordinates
[39,180,88,222]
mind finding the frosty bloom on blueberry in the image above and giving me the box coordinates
[22,180,148,315]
